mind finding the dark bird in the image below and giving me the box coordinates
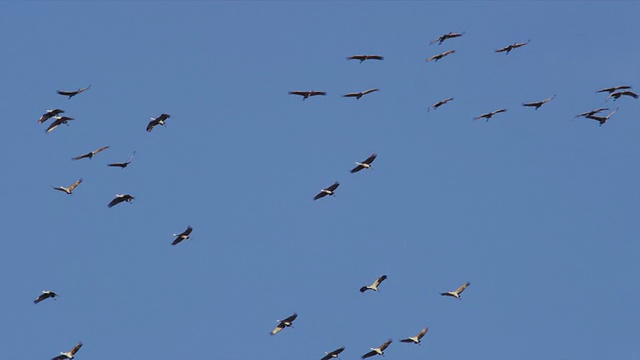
[270,313,298,335]
[33,290,58,304]
[586,107,618,126]
[57,85,91,99]
[400,327,428,345]
[428,97,454,112]
[46,116,75,134]
[361,340,392,359]
[347,54,384,62]
[575,108,608,118]
[52,342,82,360]
[172,226,193,246]
[522,95,555,110]
[146,113,171,132]
[72,146,109,161]
[441,281,471,299]
[426,50,455,62]
[606,90,638,101]
[107,194,134,208]
[38,109,64,124]
[343,88,379,100]
[288,90,327,100]
[596,85,632,94]
[351,153,377,173]
[313,181,340,200]
[474,109,506,121]
[321,346,346,360]
[430,31,465,45]
[52,178,82,195]
[360,274,387,293]
[495,40,530,55]
[107,151,136,168]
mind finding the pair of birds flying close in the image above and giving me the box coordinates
[289,89,379,100]
[313,153,377,200]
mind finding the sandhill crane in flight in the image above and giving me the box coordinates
[108,151,136,168]
[172,226,193,246]
[347,55,384,62]
[33,290,58,304]
[72,146,110,161]
[361,339,392,359]
[52,342,82,360]
[360,274,387,293]
[107,194,134,208]
[575,108,608,118]
[426,50,455,62]
[351,153,377,173]
[289,90,327,100]
[495,40,530,55]
[321,346,346,360]
[586,107,618,126]
[343,88,379,100]
[428,97,454,112]
[57,85,91,99]
[52,178,82,195]
[400,327,428,345]
[313,181,340,200]
[46,116,75,134]
[606,90,638,101]
[522,95,556,110]
[146,113,171,132]
[38,109,64,124]
[441,281,471,299]
[270,313,298,335]
[474,109,506,122]
[430,31,465,45]
[596,85,632,94]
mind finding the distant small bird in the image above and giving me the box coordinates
[146,113,171,132]
[495,40,530,55]
[606,90,638,101]
[52,178,82,195]
[289,90,327,100]
[474,109,506,121]
[400,327,428,345]
[430,31,465,45]
[343,88,379,100]
[52,342,82,360]
[347,55,384,62]
[33,290,58,304]
[522,95,555,110]
[38,109,64,124]
[428,97,454,112]
[360,274,387,293]
[575,108,608,118]
[313,181,340,200]
[107,194,134,208]
[441,281,471,299]
[426,50,455,62]
[596,85,632,94]
[586,107,618,126]
[57,85,91,99]
[72,146,109,161]
[172,226,193,246]
[321,346,346,360]
[270,313,298,335]
[46,116,75,134]
[351,153,377,173]
[107,151,136,168]
[361,339,392,359]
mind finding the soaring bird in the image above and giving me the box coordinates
[270,313,298,335]
[474,109,506,121]
[575,108,608,118]
[597,85,632,94]
[347,55,384,62]
[360,274,387,293]
[321,346,346,360]
[46,116,75,134]
[495,40,530,55]
[586,107,618,126]
[522,95,556,110]
[428,97,454,112]
[57,85,91,99]
[146,113,171,132]
[441,281,471,299]
[606,90,638,101]
[361,340,392,359]
[313,182,340,200]
[172,226,193,246]
[351,153,377,173]
[52,342,82,360]
[430,31,465,45]
[38,109,64,124]
[33,290,58,304]
[426,50,455,62]
[107,194,134,208]
[52,178,82,195]
[400,327,428,345]
[107,151,136,168]
[72,146,110,161]
[343,88,379,100]
[288,90,327,100]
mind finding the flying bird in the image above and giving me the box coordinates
[426,50,455,62]
[361,339,392,359]
[347,54,384,62]
[52,178,82,195]
[33,290,58,304]
[57,85,91,99]
[596,85,632,94]
[495,40,530,55]
[107,194,134,208]
[441,281,471,299]
[606,90,638,101]
[474,109,506,121]
[172,226,193,246]
[38,109,64,124]
[360,274,387,293]
[343,88,379,100]
[46,116,75,134]
[288,90,327,100]
[146,113,171,132]
[430,31,465,45]
[585,107,618,126]
[428,97,454,112]
[313,181,340,200]
[400,327,428,345]
[107,151,136,168]
[351,153,377,173]
[52,342,82,360]
[72,146,109,161]
[522,95,556,110]
[270,313,298,335]
[321,346,346,360]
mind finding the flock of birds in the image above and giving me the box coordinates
[33,29,637,360]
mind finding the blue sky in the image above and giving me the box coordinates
[2,2,639,359]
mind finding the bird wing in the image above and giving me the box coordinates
[623,91,639,98]
[171,237,183,246]
[400,338,414,343]
[596,87,615,93]
[313,191,328,200]
[182,226,193,236]
[321,353,333,360]
[283,313,298,323]
[417,327,428,339]
[379,340,392,351]
[68,179,83,192]
[289,91,308,96]
[361,350,377,359]
[56,89,77,96]
[493,109,506,115]
[359,286,369,292]
[93,146,110,155]
[362,88,379,95]
[34,293,47,304]
[46,119,62,133]
[309,91,326,96]
[368,55,383,60]
[325,182,340,192]
[51,355,67,360]
[270,322,285,335]
[495,46,509,53]
[146,119,160,132]
[455,282,470,294]
[362,153,377,165]
[69,342,83,355]
[343,92,360,97]
[108,196,124,208]
[72,153,91,160]
[126,151,136,163]
[373,275,387,287]
[348,55,366,61]
[351,165,365,173]
[157,113,171,121]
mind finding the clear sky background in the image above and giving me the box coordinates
[2,2,639,359]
